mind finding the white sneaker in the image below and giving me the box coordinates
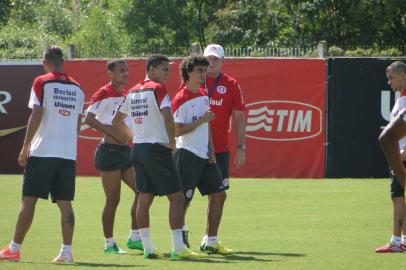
[52,253,74,264]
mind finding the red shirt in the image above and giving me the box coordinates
[205,73,245,153]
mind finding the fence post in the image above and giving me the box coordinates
[317,41,327,58]
[67,44,75,59]
[191,43,200,54]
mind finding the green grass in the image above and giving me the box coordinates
[0,175,400,269]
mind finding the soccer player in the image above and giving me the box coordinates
[84,59,142,254]
[112,54,202,260]
[173,55,232,255]
[376,61,406,253]
[0,46,84,263]
[182,44,246,253]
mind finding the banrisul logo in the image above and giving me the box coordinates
[79,101,102,140]
[246,100,322,141]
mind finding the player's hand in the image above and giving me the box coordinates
[208,147,216,164]
[18,145,30,167]
[234,149,246,168]
[201,110,215,123]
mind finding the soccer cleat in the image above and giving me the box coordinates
[375,242,403,253]
[182,230,190,248]
[170,248,206,260]
[52,253,74,264]
[126,239,143,251]
[200,242,234,255]
[104,243,127,254]
[143,249,163,259]
[0,246,20,261]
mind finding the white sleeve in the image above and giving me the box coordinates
[398,96,406,112]
[86,98,107,115]
[160,94,171,109]
[174,103,187,124]
[28,87,40,109]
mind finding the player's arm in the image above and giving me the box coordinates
[85,111,124,142]
[175,110,215,137]
[208,125,216,164]
[18,105,43,167]
[161,107,176,151]
[379,114,406,188]
[233,109,246,168]
[112,111,133,142]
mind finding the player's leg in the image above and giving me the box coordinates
[137,192,159,258]
[101,170,126,253]
[376,174,404,253]
[51,158,76,263]
[1,157,53,261]
[121,166,142,250]
[199,163,232,255]
[53,200,75,264]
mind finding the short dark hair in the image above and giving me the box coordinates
[107,59,127,72]
[43,45,64,65]
[387,61,406,75]
[180,54,209,82]
[146,54,169,72]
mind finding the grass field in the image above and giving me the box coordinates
[0,175,401,269]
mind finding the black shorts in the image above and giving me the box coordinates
[215,151,230,189]
[390,162,406,198]
[174,148,226,201]
[23,156,76,202]
[94,143,132,171]
[131,143,182,196]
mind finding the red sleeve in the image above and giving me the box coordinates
[90,88,107,105]
[32,77,44,105]
[154,84,169,107]
[231,80,245,110]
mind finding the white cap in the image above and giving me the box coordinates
[204,44,224,58]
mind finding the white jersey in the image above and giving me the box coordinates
[86,83,131,128]
[28,71,84,160]
[390,90,406,150]
[119,80,171,144]
[172,87,209,159]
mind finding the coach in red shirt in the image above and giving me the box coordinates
[204,44,246,185]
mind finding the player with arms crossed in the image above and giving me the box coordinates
[85,59,142,254]
[112,54,203,260]
[173,55,231,255]
[377,61,406,253]
[0,46,84,263]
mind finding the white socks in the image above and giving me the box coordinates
[60,244,72,256]
[206,236,218,246]
[171,229,186,252]
[390,235,401,245]
[139,228,155,252]
[9,240,21,253]
[129,229,141,241]
[105,237,115,248]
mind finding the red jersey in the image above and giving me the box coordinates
[205,73,245,153]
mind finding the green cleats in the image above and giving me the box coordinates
[104,243,127,254]
[126,239,143,251]
[143,249,163,259]
[170,248,206,260]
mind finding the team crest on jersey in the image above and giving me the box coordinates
[217,86,227,94]
[185,189,193,199]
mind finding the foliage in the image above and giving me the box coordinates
[0,0,404,58]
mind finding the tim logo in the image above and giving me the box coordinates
[79,101,103,140]
[59,109,70,116]
[246,100,322,141]
[135,117,143,124]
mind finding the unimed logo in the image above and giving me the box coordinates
[246,100,322,141]
[79,101,102,140]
